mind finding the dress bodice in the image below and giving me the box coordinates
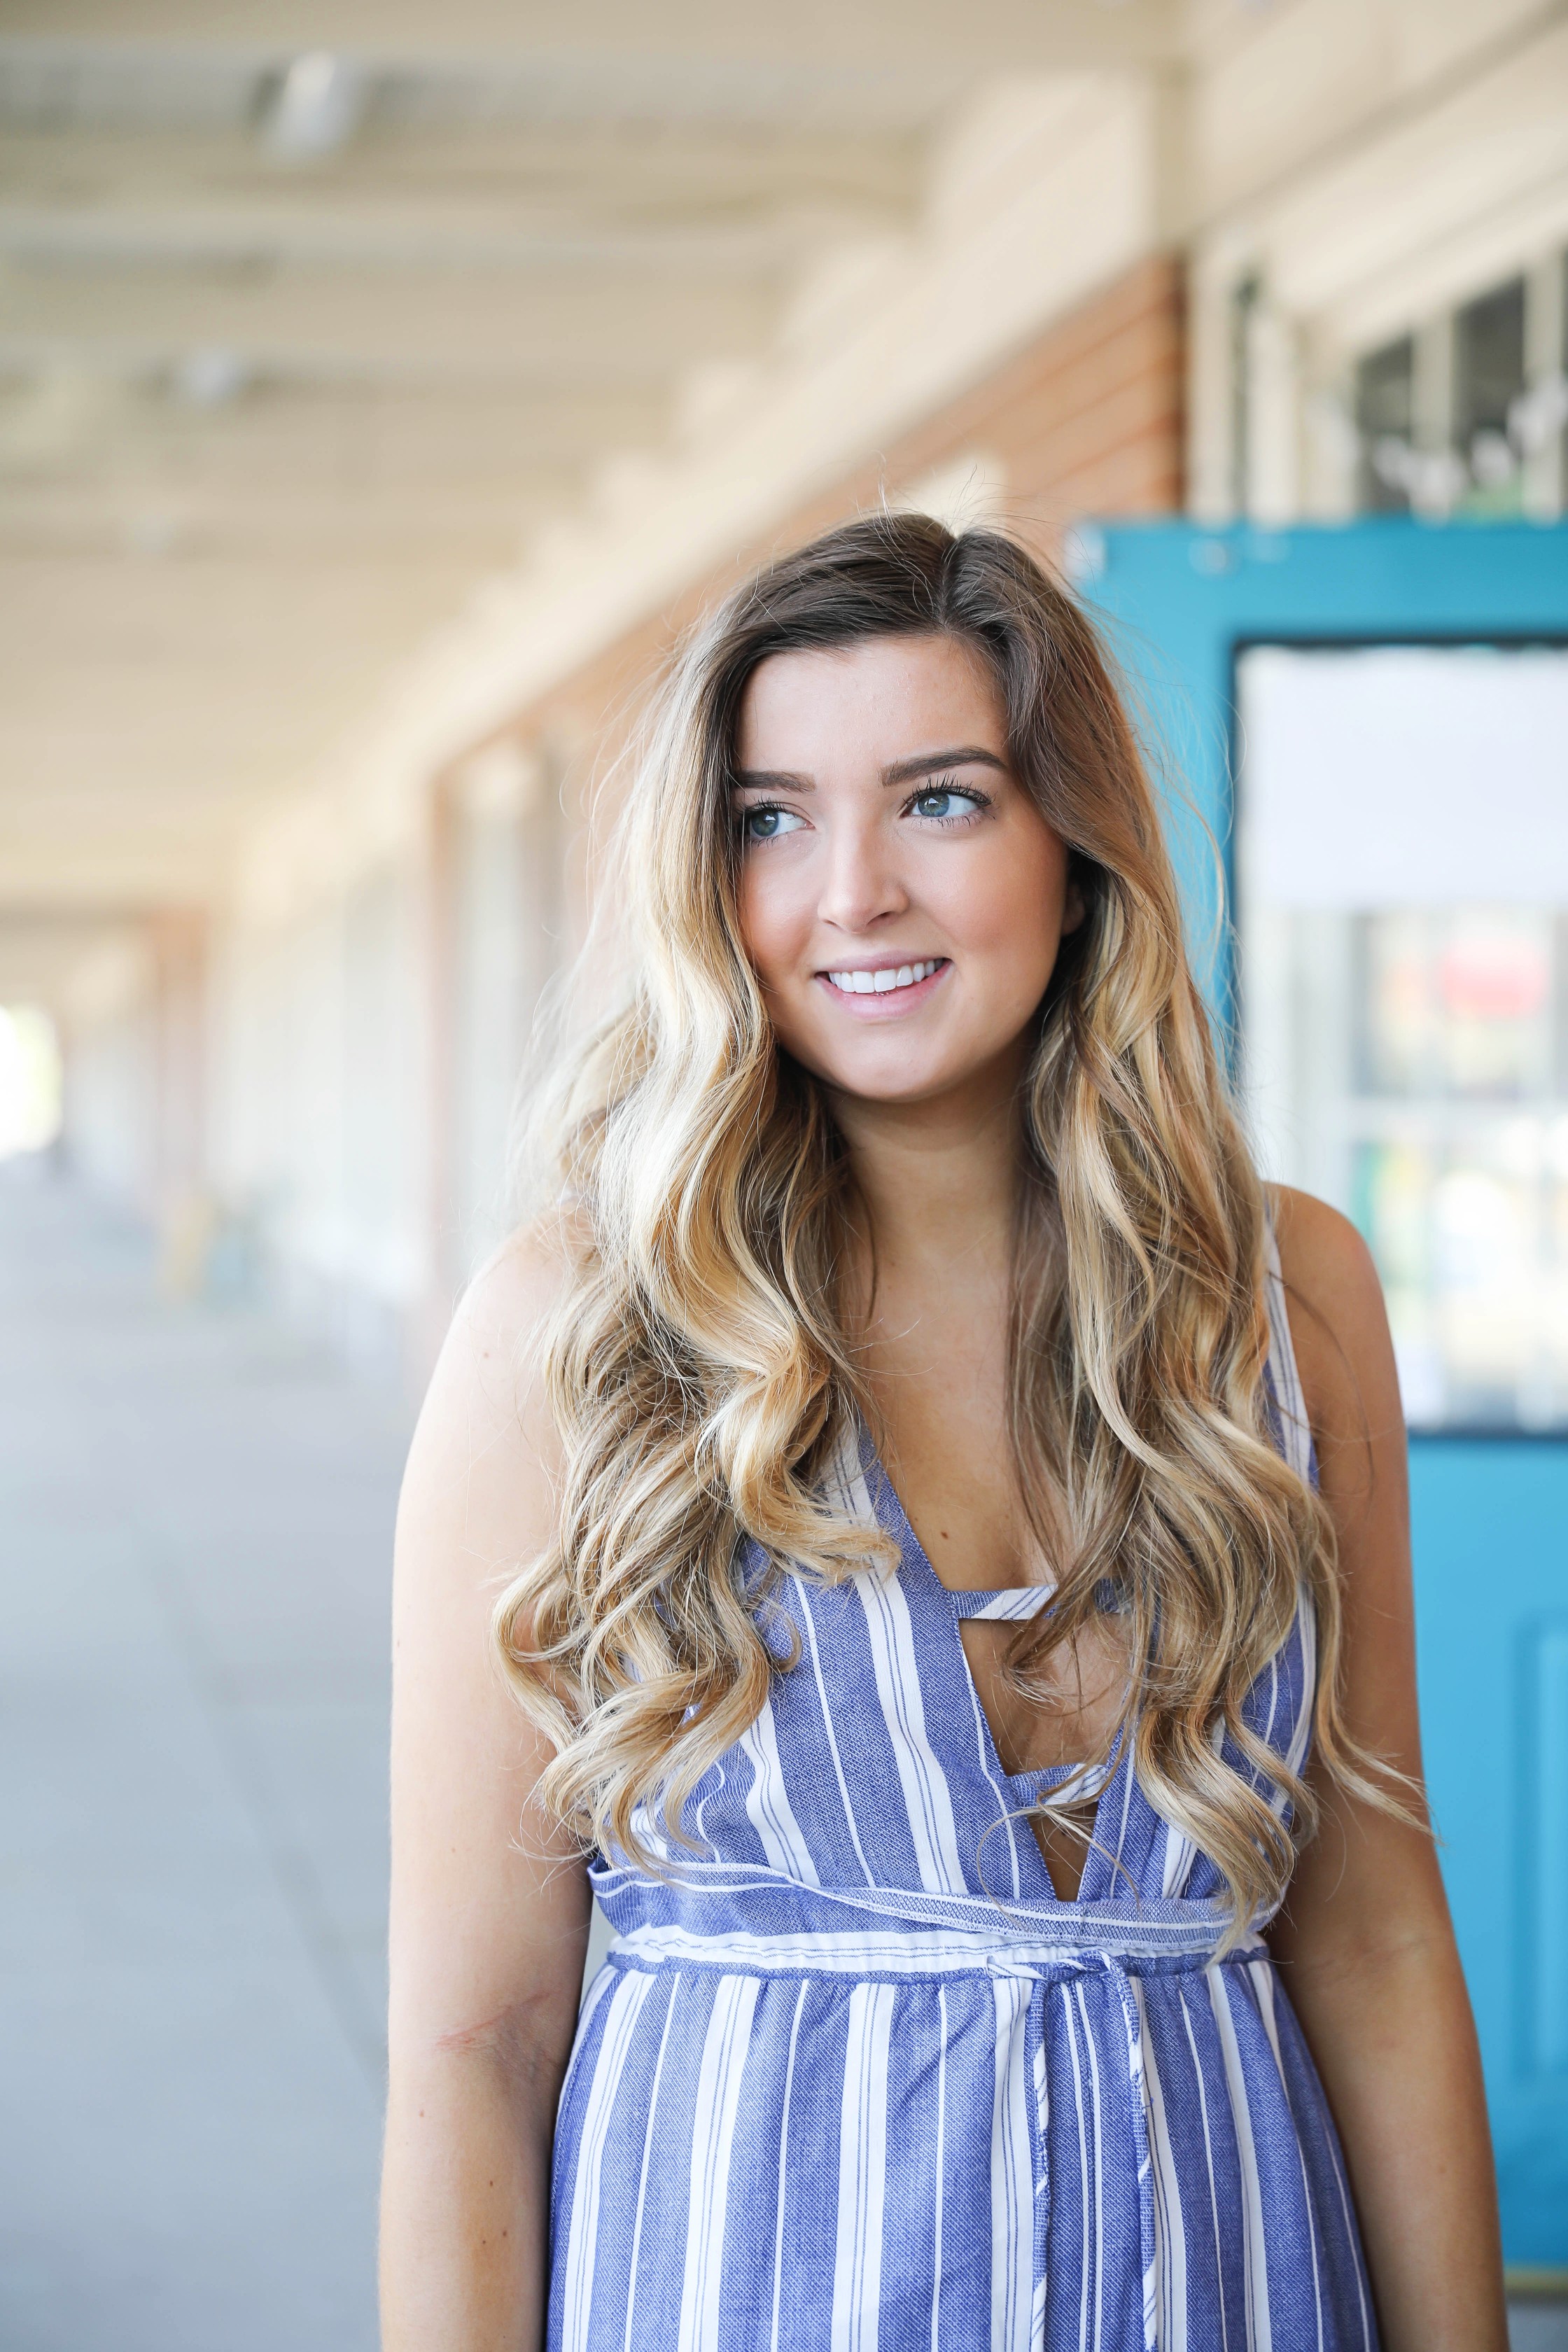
[592,1228,1317,1931]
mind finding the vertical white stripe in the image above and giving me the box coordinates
[1264,1224,1313,1483]
[1177,1986,1231,2352]
[1132,1978,1187,2352]
[1105,1756,1139,1897]
[769,1983,810,2352]
[1160,1818,1196,1900]
[1207,1967,1273,2352]
[834,1429,967,1898]
[575,1948,619,2035]
[1030,2015,1049,2349]
[1061,1988,1093,2352]
[832,1981,895,2352]
[1072,1983,1107,2352]
[856,1564,967,1894]
[677,1972,760,2352]
[561,1968,653,2352]
[741,1700,821,1886]
[622,1977,682,2352]
[988,1979,1034,2352]
[795,1578,877,1885]
[931,1986,948,2352]
[1249,1963,1324,2352]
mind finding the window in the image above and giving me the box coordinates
[1354,335,1415,512]
[1237,641,1568,1432]
[1350,270,1553,517]
[1453,277,1527,515]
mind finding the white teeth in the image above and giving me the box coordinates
[827,958,939,996]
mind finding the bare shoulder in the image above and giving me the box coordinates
[398,1215,581,1586]
[1267,1183,1405,1477]
[437,1218,576,1427]
[1270,1181,1385,1317]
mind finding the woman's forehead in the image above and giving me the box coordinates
[736,634,1005,771]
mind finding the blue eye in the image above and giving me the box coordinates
[910,785,985,822]
[742,805,806,842]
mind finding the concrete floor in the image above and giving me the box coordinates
[0,1162,1562,2350]
[0,1166,411,2351]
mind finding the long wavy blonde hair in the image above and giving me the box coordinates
[496,513,1390,1933]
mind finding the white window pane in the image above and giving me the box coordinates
[1240,645,1568,907]
[1238,643,1568,1432]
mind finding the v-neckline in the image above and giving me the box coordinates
[858,1438,1125,1905]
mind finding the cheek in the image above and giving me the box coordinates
[937,832,1070,988]
[736,856,804,993]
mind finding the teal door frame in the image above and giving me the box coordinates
[1082,517,1568,2268]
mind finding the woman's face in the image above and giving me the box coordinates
[733,631,1079,1110]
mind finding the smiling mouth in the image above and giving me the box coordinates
[821,957,946,997]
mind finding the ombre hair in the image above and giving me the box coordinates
[495,513,1396,1938]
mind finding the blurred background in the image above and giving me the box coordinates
[2,1,1567,2344]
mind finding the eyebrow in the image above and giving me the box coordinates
[731,744,1008,794]
[882,744,1007,786]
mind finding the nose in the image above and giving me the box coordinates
[816,808,909,934]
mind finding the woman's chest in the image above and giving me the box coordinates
[869,1371,1125,1786]
[862,1308,1027,1592]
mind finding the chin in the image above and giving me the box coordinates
[815,1054,955,1105]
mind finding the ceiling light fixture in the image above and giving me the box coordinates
[265,52,363,160]
[173,349,248,408]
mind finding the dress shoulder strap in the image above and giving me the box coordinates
[1263,1210,1316,1487]
[951,1583,1056,1623]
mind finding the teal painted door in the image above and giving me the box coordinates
[1082,518,1568,2264]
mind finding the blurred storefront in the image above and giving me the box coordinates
[4,0,1568,2276]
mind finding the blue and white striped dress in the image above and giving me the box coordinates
[548,1244,1376,2350]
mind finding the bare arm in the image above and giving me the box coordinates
[380,1238,591,2352]
[1268,1187,1506,2352]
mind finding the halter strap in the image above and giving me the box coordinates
[950,1583,1056,1622]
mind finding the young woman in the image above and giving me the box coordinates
[381,517,1506,2351]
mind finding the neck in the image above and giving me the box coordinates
[828,1042,1028,1300]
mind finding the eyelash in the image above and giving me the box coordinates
[738,776,993,841]
[902,776,993,825]
[738,801,802,846]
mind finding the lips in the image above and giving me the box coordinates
[811,956,951,1019]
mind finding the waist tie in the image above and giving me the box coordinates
[983,1945,1166,2352]
[592,1861,1263,2352]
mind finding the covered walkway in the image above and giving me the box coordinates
[0,1163,410,2351]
